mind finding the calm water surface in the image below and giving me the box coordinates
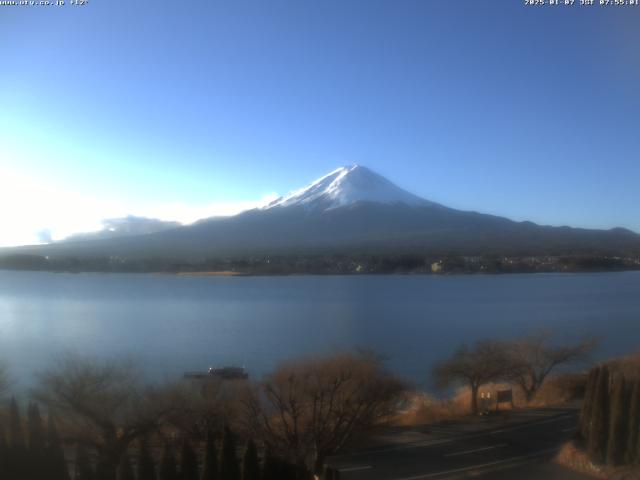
[1,270,639,388]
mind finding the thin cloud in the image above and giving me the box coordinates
[0,170,279,247]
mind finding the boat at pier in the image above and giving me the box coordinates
[183,366,249,380]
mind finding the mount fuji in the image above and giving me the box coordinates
[4,165,640,261]
[264,165,434,210]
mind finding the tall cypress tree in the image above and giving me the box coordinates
[8,398,27,479]
[280,461,298,480]
[47,412,71,480]
[201,431,218,480]
[580,367,599,439]
[138,438,157,480]
[588,365,610,464]
[625,380,640,464]
[637,421,640,466]
[260,450,280,480]
[0,426,8,480]
[241,440,260,480]
[96,452,118,480]
[220,428,240,480]
[9,398,25,450]
[159,444,179,480]
[180,438,199,480]
[28,403,47,480]
[76,444,96,480]
[322,466,335,480]
[606,376,629,465]
[117,453,136,480]
[28,403,46,450]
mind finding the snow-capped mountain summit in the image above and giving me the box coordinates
[6,165,639,261]
[265,165,435,211]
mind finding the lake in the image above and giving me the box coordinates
[0,270,639,389]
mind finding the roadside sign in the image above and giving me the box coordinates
[496,389,512,403]
[495,389,514,411]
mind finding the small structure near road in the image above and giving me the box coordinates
[495,388,515,411]
[479,388,515,414]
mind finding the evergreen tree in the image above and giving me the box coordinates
[625,380,640,464]
[588,365,610,464]
[241,440,260,480]
[0,427,8,480]
[28,403,47,480]
[220,428,240,480]
[76,444,96,480]
[8,398,27,479]
[260,451,280,480]
[138,438,157,480]
[280,461,298,480]
[606,376,629,465]
[9,398,26,450]
[322,466,334,480]
[96,453,118,480]
[180,438,199,480]
[28,403,46,451]
[638,421,640,466]
[201,431,218,480]
[117,453,136,480]
[159,445,179,480]
[580,367,599,439]
[47,412,71,480]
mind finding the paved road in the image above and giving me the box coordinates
[327,408,591,480]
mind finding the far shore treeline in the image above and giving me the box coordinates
[1,253,639,275]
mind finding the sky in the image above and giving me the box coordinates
[1,0,639,246]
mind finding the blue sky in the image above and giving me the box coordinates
[1,0,639,245]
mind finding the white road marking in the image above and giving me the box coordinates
[485,415,574,436]
[510,412,556,417]
[390,448,559,480]
[562,427,575,432]
[331,413,575,461]
[339,465,373,472]
[331,439,453,458]
[443,443,507,457]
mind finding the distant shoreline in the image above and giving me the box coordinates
[2,268,640,278]
[1,252,639,276]
[171,271,249,277]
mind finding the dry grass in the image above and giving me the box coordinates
[605,352,640,381]
[393,374,587,427]
[555,441,640,480]
[393,383,514,426]
[391,391,468,426]
[552,354,640,480]
[528,373,587,407]
[555,441,607,479]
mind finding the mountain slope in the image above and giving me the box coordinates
[264,165,435,210]
[64,216,180,242]
[3,165,640,260]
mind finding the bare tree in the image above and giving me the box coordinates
[505,332,596,402]
[32,355,172,480]
[243,352,406,473]
[160,376,246,437]
[433,340,511,415]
